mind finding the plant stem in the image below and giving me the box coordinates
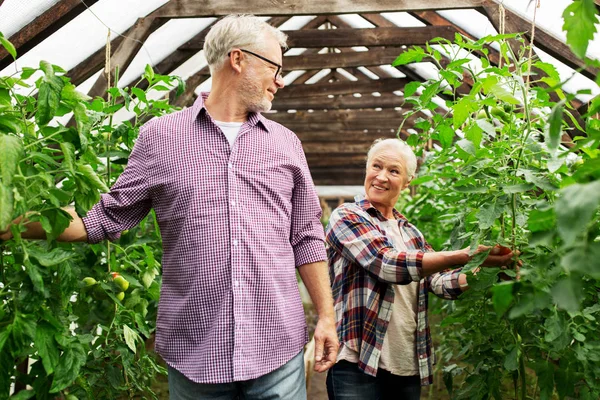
[519,349,527,400]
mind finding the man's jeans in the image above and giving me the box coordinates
[326,360,421,400]
[168,349,306,399]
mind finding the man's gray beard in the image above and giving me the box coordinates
[247,99,272,113]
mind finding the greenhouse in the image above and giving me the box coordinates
[0,0,599,399]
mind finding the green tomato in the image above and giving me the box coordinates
[113,275,130,291]
[116,292,125,302]
[82,277,97,286]
[490,106,510,124]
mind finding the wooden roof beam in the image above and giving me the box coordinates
[181,26,458,50]
[277,77,409,99]
[0,0,100,69]
[271,93,404,110]
[151,0,491,18]
[284,47,403,70]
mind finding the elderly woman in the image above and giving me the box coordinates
[325,138,513,399]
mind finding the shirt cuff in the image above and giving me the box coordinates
[294,239,327,267]
[407,250,425,282]
[81,202,122,244]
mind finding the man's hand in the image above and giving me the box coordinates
[312,317,339,373]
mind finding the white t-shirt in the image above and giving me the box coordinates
[214,120,243,148]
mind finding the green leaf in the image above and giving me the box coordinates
[77,163,109,192]
[9,390,35,400]
[520,169,559,191]
[527,208,555,232]
[23,258,44,293]
[465,124,483,148]
[41,208,73,241]
[174,76,185,97]
[131,87,147,103]
[551,275,583,312]
[0,184,14,231]
[141,268,157,289]
[547,99,566,150]
[492,282,514,316]
[0,134,24,186]
[0,34,16,59]
[403,81,421,97]
[562,0,599,59]
[28,247,72,267]
[144,64,155,82]
[420,81,441,106]
[60,142,76,175]
[476,200,504,230]
[0,326,11,353]
[437,124,454,149]
[489,82,520,105]
[504,345,519,371]
[12,313,37,345]
[50,344,87,393]
[560,242,600,279]
[123,324,138,353]
[555,181,600,246]
[36,61,65,126]
[456,139,476,157]
[502,183,534,194]
[35,323,60,375]
[392,47,426,66]
[452,97,477,128]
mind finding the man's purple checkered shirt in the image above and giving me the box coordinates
[82,93,327,384]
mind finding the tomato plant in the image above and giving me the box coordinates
[0,39,184,397]
[394,27,600,400]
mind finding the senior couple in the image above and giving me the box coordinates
[1,15,514,399]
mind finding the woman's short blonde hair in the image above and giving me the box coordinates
[366,138,417,180]
[203,15,288,74]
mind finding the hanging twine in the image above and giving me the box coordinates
[104,29,111,94]
[526,0,541,88]
[499,2,506,69]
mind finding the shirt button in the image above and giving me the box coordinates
[228,163,233,169]
[420,355,425,359]
[232,239,238,246]
[231,200,236,206]
[234,280,239,287]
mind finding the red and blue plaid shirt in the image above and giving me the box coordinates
[325,196,463,385]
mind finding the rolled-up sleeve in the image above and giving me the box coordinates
[326,206,424,284]
[428,268,463,299]
[82,127,152,243]
[289,138,327,267]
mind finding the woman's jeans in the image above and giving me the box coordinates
[326,360,421,400]
[168,349,306,400]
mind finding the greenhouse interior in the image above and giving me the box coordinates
[0,0,599,399]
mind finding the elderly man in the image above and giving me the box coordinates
[1,15,338,399]
[325,138,513,400]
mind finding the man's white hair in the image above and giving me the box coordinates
[203,15,288,75]
[366,138,418,180]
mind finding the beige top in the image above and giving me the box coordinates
[337,218,419,376]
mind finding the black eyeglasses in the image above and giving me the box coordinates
[229,49,283,81]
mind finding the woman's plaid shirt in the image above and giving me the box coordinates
[325,196,464,386]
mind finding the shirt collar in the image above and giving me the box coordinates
[192,92,270,133]
[354,194,406,221]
